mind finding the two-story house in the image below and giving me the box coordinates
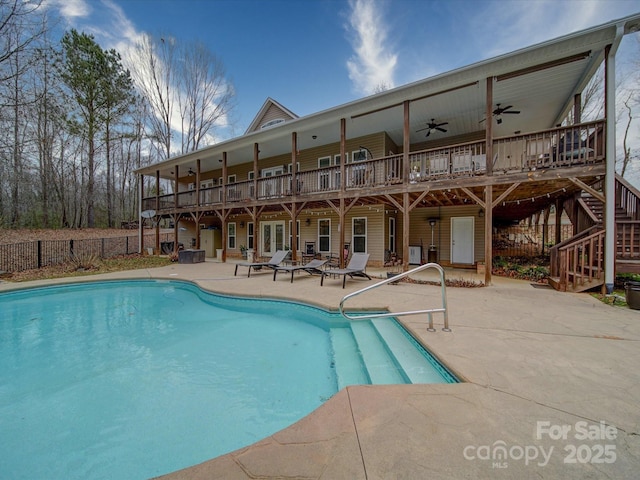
[136,13,640,293]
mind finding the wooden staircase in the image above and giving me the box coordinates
[549,175,640,292]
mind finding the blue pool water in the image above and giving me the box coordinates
[0,280,456,479]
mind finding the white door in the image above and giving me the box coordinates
[261,221,285,256]
[451,216,474,264]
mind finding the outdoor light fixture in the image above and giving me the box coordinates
[240,221,245,228]
[479,209,485,218]
[305,218,311,226]
[188,168,195,176]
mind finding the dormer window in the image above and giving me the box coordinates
[260,118,285,129]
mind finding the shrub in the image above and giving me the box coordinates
[68,253,102,271]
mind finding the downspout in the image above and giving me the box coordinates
[604,23,624,293]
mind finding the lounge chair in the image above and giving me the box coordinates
[320,253,371,288]
[272,258,328,283]
[234,250,289,277]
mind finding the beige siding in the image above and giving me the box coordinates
[395,206,485,265]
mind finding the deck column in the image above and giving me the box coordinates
[155,170,160,253]
[484,185,493,285]
[604,37,621,293]
[485,77,493,176]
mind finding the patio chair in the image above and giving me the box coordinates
[320,253,371,288]
[234,250,290,277]
[272,258,328,283]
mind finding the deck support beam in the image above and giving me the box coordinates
[484,184,493,285]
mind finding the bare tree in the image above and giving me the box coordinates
[178,40,235,152]
[0,0,46,81]
[129,33,176,160]
[130,34,235,158]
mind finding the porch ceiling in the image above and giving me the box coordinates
[138,14,640,179]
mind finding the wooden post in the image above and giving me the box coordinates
[173,165,179,252]
[484,185,493,285]
[340,118,346,193]
[155,170,160,253]
[403,101,410,183]
[253,143,259,199]
[555,198,562,245]
[195,159,201,249]
[485,77,494,176]
[291,133,298,262]
[402,192,410,272]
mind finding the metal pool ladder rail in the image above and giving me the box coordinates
[339,262,450,332]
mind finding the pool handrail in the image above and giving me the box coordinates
[338,262,450,332]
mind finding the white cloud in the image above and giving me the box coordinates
[345,0,397,95]
[49,0,91,20]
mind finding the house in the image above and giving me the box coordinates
[135,13,640,293]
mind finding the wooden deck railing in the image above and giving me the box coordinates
[557,229,605,292]
[141,121,606,212]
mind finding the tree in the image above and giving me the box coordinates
[177,40,235,152]
[129,33,176,160]
[58,29,133,228]
[0,0,46,81]
[130,34,235,158]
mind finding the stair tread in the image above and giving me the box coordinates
[350,322,406,384]
[329,328,370,389]
[371,319,448,384]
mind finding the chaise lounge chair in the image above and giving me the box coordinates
[234,250,289,277]
[272,258,328,283]
[320,253,371,288]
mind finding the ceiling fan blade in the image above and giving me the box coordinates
[415,127,429,132]
[479,117,486,124]
[436,127,447,133]
[503,110,520,114]
[425,130,431,137]
[436,122,449,128]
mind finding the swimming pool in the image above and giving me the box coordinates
[0,279,456,479]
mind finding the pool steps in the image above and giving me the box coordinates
[329,328,370,389]
[331,319,446,389]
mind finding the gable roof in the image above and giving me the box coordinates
[245,97,298,134]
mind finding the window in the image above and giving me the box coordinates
[247,222,254,250]
[248,171,255,197]
[352,217,367,253]
[288,220,301,252]
[389,217,396,253]
[318,156,341,190]
[227,174,236,184]
[318,156,331,190]
[318,219,331,253]
[350,150,369,186]
[228,222,236,249]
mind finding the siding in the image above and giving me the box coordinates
[396,205,485,265]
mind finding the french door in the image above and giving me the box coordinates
[261,221,285,256]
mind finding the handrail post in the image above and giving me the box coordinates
[339,262,451,332]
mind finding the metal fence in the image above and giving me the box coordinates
[0,233,174,273]
[493,224,574,257]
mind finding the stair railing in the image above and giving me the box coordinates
[557,229,605,291]
[338,262,450,332]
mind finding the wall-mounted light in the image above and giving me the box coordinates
[305,218,311,226]
[240,221,245,228]
[478,209,485,218]
[188,168,195,176]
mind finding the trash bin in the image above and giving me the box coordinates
[428,246,437,263]
[625,281,640,310]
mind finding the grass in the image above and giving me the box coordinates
[1,254,173,282]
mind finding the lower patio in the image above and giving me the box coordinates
[2,260,638,479]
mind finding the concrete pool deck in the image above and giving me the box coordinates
[2,260,639,479]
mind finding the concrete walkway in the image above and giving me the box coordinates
[2,260,639,479]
